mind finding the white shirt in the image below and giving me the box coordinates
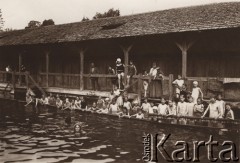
[216,100,225,117]
[136,113,144,119]
[142,103,151,113]
[192,87,201,103]
[157,104,168,115]
[177,102,188,116]
[173,79,184,94]
[149,68,158,77]
[186,102,195,116]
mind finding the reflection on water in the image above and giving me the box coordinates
[0,106,239,163]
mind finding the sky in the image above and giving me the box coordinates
[1,0,240,29]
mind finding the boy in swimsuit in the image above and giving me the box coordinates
[191,81,203,104]
[202,97,221,119]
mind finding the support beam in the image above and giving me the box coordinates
[80,49,85,91]
[18,53,22,72]
[18,53,22,85]
[176,41,194,78]
[46,52,49,88]
[120,45,133,86]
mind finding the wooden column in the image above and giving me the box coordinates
[80,50,85,91]
[46,52,49,88]
[18,53,22,85]
[168,74,174,100]
[176,42,194,78]
[182,50,187,78]
[120,45,133,85]
[18,53,22,72]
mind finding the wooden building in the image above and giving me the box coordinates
[0,2,240,101]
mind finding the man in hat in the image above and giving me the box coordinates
[115,58,125,89]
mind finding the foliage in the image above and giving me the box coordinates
[41,19,55,26]
[93,8,120,19]
[25,20,41,29]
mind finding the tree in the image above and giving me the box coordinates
[41,19,55,26]
[0,9,4,31]
[81,17,89,22]
[93,8,120,19]
[25,20,41,29]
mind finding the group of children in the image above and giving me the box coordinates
[25,76,235,120]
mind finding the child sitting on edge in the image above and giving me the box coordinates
[63,98,71,110]
[149,102,156,114]
[109,100,119,115]
[88,102,97,112]
[157,98,168,116]
[131,109,144,119]
[224,104,234,120]
[74,97,81,109]
[56,97,63,109]
[193,98,204,117]
[186,96,195,117]
[191,81,203,104]
[177,95,188,116]
[131,101,140,115]
[123,97,132,115]
[167,100,177,116]
[70,99,76,110]
[97,96,104,109]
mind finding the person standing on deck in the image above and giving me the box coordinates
[224,104,234,120]
[186,96,195,117]
[141,98,151,114]
[142,70,149,98]
[191,81,203,104]
[5,65,12,83]
[177,95,188,116]
[157,98,168,115]
[193,98,205,117]
[216,94,225,118]
[108,66,116,90]
[20,65,27,85]
[202,97,221,119]
[172,75,185,99]
[116,58,125,89]
[123,97,132,115]
[89,63,99,91]
[167,100,177,116]
[149,62,164,80]
[126,61,137,87]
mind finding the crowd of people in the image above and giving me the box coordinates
[25,78,235,121]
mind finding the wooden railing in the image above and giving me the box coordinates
[39,72,174,99]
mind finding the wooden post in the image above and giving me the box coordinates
[25,71,29,89]
[80,50,85,91]
[168,74,174,100]
[12,71,15,90]
[176,41,194,78]
[120,45,133,86]
[138,74,142,102]
[46,52,49,88]
[18,53,22,85]
[182,50,187,78]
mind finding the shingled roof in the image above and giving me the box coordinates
[0,2,240,46]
